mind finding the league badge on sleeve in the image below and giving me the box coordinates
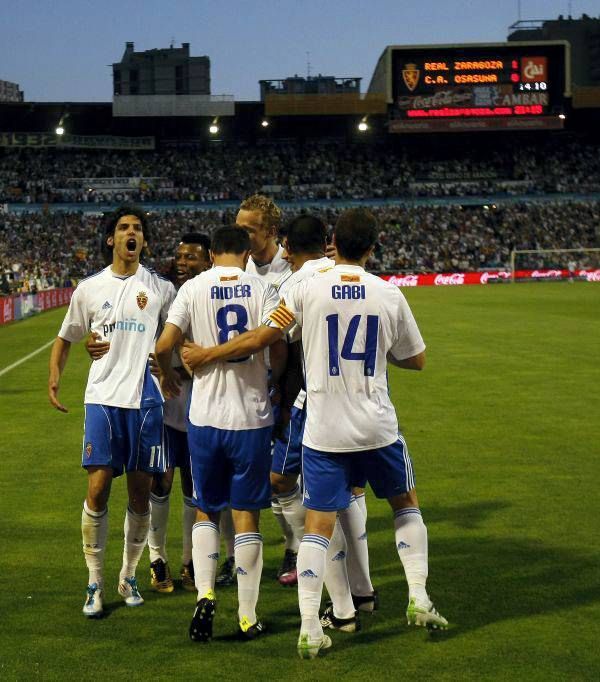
[136,291,148,310]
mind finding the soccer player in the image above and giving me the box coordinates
[148,233,211,592]
[48,205,176,618]
[181,208,448,658]
[232,194,296,586]
[155,226,285,642]
[268,215,333,587]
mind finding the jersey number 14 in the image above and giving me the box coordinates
[326,314,379,377]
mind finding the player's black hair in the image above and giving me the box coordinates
[180,232,211,252]
[210,225,251,255]
[284,214,328,255]
[101,204,150,259]
[334,208,378,261]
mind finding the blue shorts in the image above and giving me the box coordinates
[188,424,272,513]
[82,404,166,478]
[164,424,190,469]
[272,405,305,476]
[301,435,415,512]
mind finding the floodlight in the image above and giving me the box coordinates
[55,126,65,136]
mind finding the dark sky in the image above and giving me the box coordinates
[1,0,597,102]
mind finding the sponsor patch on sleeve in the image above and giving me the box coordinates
[268,304,295,329]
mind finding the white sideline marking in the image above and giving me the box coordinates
[0,338,55,378]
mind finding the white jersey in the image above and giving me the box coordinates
[275,256,335,410]
[166,266,280,430]
[267,264,425,452]
[245,244,290,283]
[58,265,176,409]
[162,352,192,432]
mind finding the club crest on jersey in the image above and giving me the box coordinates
[402,63,420,92]
[85,442,93,458]
[136,290,148,310]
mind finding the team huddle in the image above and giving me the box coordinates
[48,195,447,659]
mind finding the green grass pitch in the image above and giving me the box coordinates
[1,282,599,680]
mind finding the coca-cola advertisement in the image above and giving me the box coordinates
[1,296,14,324]
[380,269,599,287]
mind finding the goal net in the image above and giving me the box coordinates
[510,248,600,283]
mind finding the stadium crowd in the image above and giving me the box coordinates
[1,200,598,292]
[1,137,600,205]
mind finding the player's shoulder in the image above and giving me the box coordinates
[74,267,108,293]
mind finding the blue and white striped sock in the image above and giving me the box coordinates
[148,492,170,563]
[394,507,428,603]
[278,484,305,549]
[323,520,355,619]
[339,496,373,598]
[192,520,220,599]
[234,533,263,624]
[298,534,329,637]
[181,496,196,565]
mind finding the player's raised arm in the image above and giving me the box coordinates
[155,322,184,398]
[48,336,71,412]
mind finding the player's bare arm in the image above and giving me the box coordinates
[387,350,426,371]
[84,332,110,361]
[182,324,283,370]
[48,336,71,412]
[155,322,184,398]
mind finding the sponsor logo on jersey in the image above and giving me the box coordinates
[136,290,148,310]
[341,274,360,282]
[101,300,112,310]
[102,318,147,335]
[219,275,239,282]
[85,442,92,458]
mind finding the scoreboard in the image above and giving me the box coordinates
[388,42,569,132]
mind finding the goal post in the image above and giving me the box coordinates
[510,248,600,283]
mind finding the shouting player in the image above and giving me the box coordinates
[48,205,176,618]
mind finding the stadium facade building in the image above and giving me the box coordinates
[112,42,210,96]
[0,79,24,103]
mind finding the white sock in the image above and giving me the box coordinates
[339,496,374,597]
[272,498,298,552]
[234,533,263,624]
[323,520,355,619]
[148,492,170,563]
[181,496,196,565]
[192,521,220,598]
[277,484,305,550]
[219,507,235,559]
[120,506,150,582]
[82,501,108,588]
[354,492,368,521]
[394,508,429,603]
[297,534,329,638]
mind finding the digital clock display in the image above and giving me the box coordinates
[389,42,567,131]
